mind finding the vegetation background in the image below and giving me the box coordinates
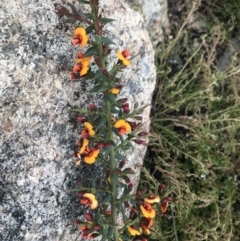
[140,0,240,240]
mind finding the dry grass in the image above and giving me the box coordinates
[140,0,240,240]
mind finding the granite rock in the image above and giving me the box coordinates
[127,0,169,46]
[0,0,156,240]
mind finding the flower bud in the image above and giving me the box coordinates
[123,106,130,114]
[106,48,112,55]
[73,64,81,72]
[73,220,80,225]
[84,213,93,222]
[94,224,101,230]
[138,131,148,137]
[77,192,84,197]
[128,121,140,131]
[94,56,100,66]
[76,181,83,187]
[72,38,80,46]
[123,175,131,184]
[118,98,128,103]
[133,238,148,241]
[122,49,130,58]
[124,201,130,208]
[166,196,172,202]
[97,142,104,149]
[81,233,88,239]
[89,103,97,110]
[136,190,142,196]
[130,208,137,219]
[77,116,85,123]
[69,72,78,81]
[106,168,110,178]
[101,68,109,76]
[124,168,134,174]
[77,52,84,59]
[92,233,100,238]
[123,103,130,114]
[123,103,129,108]
[133,139,146,145]
[158,184,166,195]
[114,169,120,175]
[134,116,143,120]
[105,210,112,216]
[128,183,133,192]
[119,160,126,168]
[105,142,111,148]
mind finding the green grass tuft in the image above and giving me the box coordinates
[140,1,240,240]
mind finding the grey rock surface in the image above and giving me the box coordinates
[217,37,240,71]
[0,0,156,240]
[127,0,169,46]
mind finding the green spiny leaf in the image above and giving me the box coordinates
[85,12,94,20]
[105,93,116,103]
[100,17,115,24]
[84,46,98,57]
[89,85,102,92]
[85,25,94,34]
[101,36,116,45]
[78,0,90,3]
[95,117,107,131]
[101,194,111,204]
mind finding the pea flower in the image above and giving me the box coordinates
[117,49,131,66]
[139,218,153,235]
[75,138,89,165]
[140,202,156,218]
[72,27,88,47]
[144,195,160,204]
[82,146,100,164]
[80,193,98,209]
[78,138,89,155]
[133,237,148,241]
[128,226,142,236]
[114,119,131,135]
[81,122,95,139]
[161,197,171,213]
[110,88,120,94]
[73,57,91,76]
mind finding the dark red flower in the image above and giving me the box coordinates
[133,139,146,145]
[119,160,126,168]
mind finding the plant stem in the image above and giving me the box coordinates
[90,1,119,239]
[106,100,119,241]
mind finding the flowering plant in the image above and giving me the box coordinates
[57,0,170,240]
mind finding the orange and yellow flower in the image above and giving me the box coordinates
[78,138,89,155]
[110,88,120,94]
[161,200,169,213]
[140,202,156,218]
[81,122,95,139]
[72,27,88,47]
[139,218,153,235]
[73,58,91,76]
[128,226,142,236]
[117,49,131,66]
[114,119,131,135]
[75,138,89,165]
[80,193,98,209]
[82,146,100,164]
[144,195,160,204]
